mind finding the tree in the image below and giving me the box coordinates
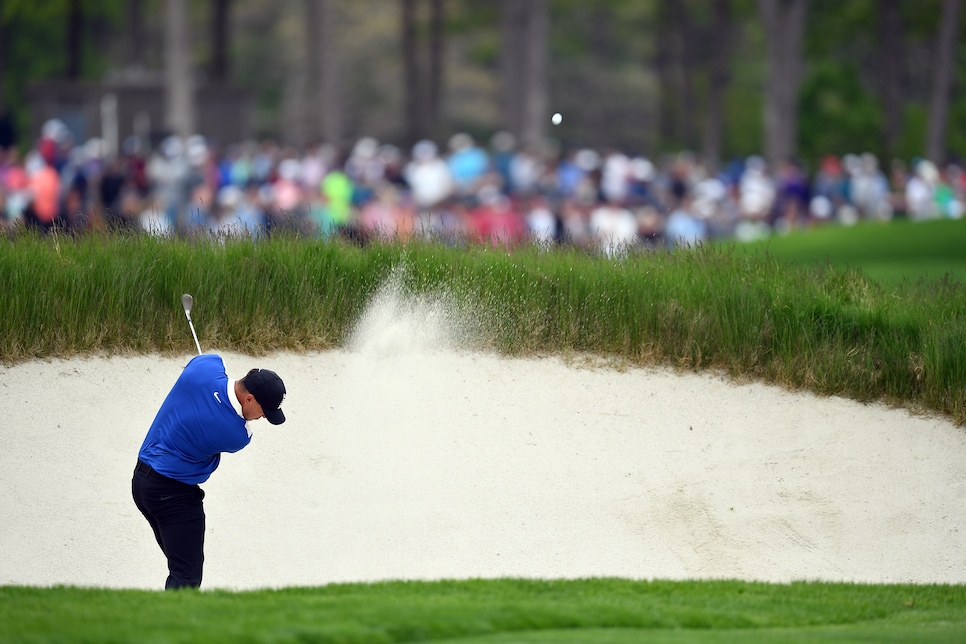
[288,0,344,148]
[521,0,548,149]
[427,0,444,139]
[927,0,961,165]
[402,0,420,146]
[653,3,677,149]
[703,0,734,170]
[164,0,194,137]
[124,0,146,77]
[499,0,526,139]
[757,0,808,165]
[0,0,6,112]
[653,0,702,153]
[209,0,230,83]
[500,0,548,148]
[316,0,343,147]
[67,0,83,80]
[672,1,696,150]
[877,0,903,159]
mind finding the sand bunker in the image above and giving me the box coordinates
[2,285,965,590]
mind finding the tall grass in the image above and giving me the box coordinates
[3,229,965,423]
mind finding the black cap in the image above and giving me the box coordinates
[246,368,286,425]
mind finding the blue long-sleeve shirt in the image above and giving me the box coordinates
[138,354,251,484]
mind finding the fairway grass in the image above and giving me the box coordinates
[1,579,965,643]
[734,217,966,286]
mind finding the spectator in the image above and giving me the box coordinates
[508,144,544,197]
[738,156,775,222]
[447,133,490,198]
[24,148,60,232]
[100,156,133,230]
[524,194,558,248]
[321,160,355,232]
[358,184,414,242]
[0,110,17,151]
[935,164,964,219]
[489,131,517,194]
[2,148,30,225]
[849,153,892,221]
[772,158,810,232]
[665,195,708,248]
[906,159,938,221]
[468,186,526,247]
[211,185,264,238]
[59,147,91,231]
[345,137,384,205]
[3,121,956,255]
[811,154,848,223]
[589,196,637,257]
[405,140,453,213]
[887,159,909,218]
[600,150,632,204]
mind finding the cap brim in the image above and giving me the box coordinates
[264,407,286,425]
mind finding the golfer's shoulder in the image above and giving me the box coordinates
[188,353,225,367]
[184,353,227,379]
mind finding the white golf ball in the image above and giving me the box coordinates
[551,112,562,125]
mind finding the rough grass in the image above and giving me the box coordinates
[3,227,965,423]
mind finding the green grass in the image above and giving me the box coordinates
[3,225,966,423]
[1,579,964,643]
[734,217,966,286]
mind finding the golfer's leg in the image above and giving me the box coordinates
[131,472,165,552]
[159,514,205,590]
[131,468,206,589]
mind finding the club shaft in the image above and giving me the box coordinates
[187,319,202,355]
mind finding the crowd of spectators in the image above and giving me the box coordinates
[2,118,964,254]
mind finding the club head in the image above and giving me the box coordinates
[182,293,193,314]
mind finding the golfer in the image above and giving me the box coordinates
[132,353,286,590]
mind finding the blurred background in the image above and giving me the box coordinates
[5,0,963,164]
[1,0,964,248]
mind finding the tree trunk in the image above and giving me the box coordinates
[402,0,421,147]
[703,0,733,171]
[672,1,695,151]
[0,0,6,112]
[301,0,320,145]
[500,0,527,140]
[282,59,309,146]
[877,0,903,160]
[654,4,677,150]
[317,0,343,147]
[427,0,444,139]
[520,0,549,150]
[210,0,230,83]
[757,0,808,166]
[67,0,83,79]
[125,0,146,75]
[927,0,961,165]
[164,0,195,137]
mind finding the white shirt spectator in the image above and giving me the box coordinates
[405,140,453,210]
[590,201,637,257]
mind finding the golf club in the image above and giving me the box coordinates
[182,293,202,355]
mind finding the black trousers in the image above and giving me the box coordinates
[132,460,206,590]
